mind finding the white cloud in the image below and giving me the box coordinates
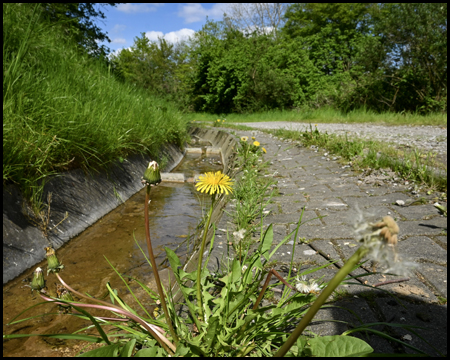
[178,3,231,24]
[145,31,164,42]
[145,29,195,44]
[111,38,127,44]
[116,3,163,14]
[108,47,125,59]
[112,24,126,33]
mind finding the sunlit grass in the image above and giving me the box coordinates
[267,127,447,192]
[184,107,447,126]
[3,4,189,215]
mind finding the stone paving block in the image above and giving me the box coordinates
[267,242,339,270]
[346,193,413,208]
[397,218,447,238]
[434,235,447,246]
[371,274,439,303]
[317,210,354,227]
[299,225,354,240]
[327,182,364,194]
[358,184,405,195]
[308,239,345,267]
[341,196,397,213]
[288,168,309,178]
[304,168,334,176]
[398,236,447,264]
[417,263,447,298]
[300,184,335,196]
[304,197,349,210]
[288,211,323,227]
[276,186,302,195]
[262,202,281,215]
[394,204,441,220]
[374,298,447,356]
[276,199,308,214]
[264,213,306,225]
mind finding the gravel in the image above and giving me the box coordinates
[235,122,447,167]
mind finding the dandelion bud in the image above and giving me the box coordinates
[45,246,64,275]
[143,161,161,186]
[30,267,45,291]
[56,284,74,309]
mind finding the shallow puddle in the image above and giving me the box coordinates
[3,152,222,357]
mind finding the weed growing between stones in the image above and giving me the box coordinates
[268,125,447,192]
[5,155,438,356]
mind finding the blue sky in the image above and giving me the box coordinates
[98,3,231,55]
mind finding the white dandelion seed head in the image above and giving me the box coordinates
[353,211,416,276]
[295,282,309,293]
[233,229,246,241]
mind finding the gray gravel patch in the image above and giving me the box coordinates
[236,122,447,167]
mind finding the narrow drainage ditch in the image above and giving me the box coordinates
[3,149,223,357]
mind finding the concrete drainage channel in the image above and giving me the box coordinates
[2,127,238,356]
[163,146,223,183]
[2,128,237,285]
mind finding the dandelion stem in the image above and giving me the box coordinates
[196,196,215,321]
[275,246,370,357]
[253,271,273,311]
[145,185,179,343]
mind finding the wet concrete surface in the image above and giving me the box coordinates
[3,153,221,357]
[208,127,447,356]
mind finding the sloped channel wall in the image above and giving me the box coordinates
[3,128,237,285]
[3,145,185,284]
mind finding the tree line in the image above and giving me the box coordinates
[14,3,447,115]
[110,3,446,115]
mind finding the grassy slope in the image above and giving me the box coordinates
[3,4,189,211]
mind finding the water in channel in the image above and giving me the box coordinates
[3,152,222,357]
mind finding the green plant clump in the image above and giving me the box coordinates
[5,146,438,357]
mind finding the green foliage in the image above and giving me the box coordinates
[38,3,120,59]
[110,33,193,109]
[231,137,274,233]
[114,3,446,116]
[6,219,377,357]
[371,3,447,113]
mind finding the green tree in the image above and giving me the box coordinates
[372,3,447,112]
[39,3,121,58]
[111,32,194,108]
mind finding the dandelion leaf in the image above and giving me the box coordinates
[295,335,374,357]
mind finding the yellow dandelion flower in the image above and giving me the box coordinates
[195,171,234,195]
[253,141,260,146]
[241,136,248,141]
[252,136,255,140]
[217,119,221,122]
[315,124,318,126]
[262,147,267,153]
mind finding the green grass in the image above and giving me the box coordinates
[267,127,447,192]
[185,107,447,126]
[3,4,189,214]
